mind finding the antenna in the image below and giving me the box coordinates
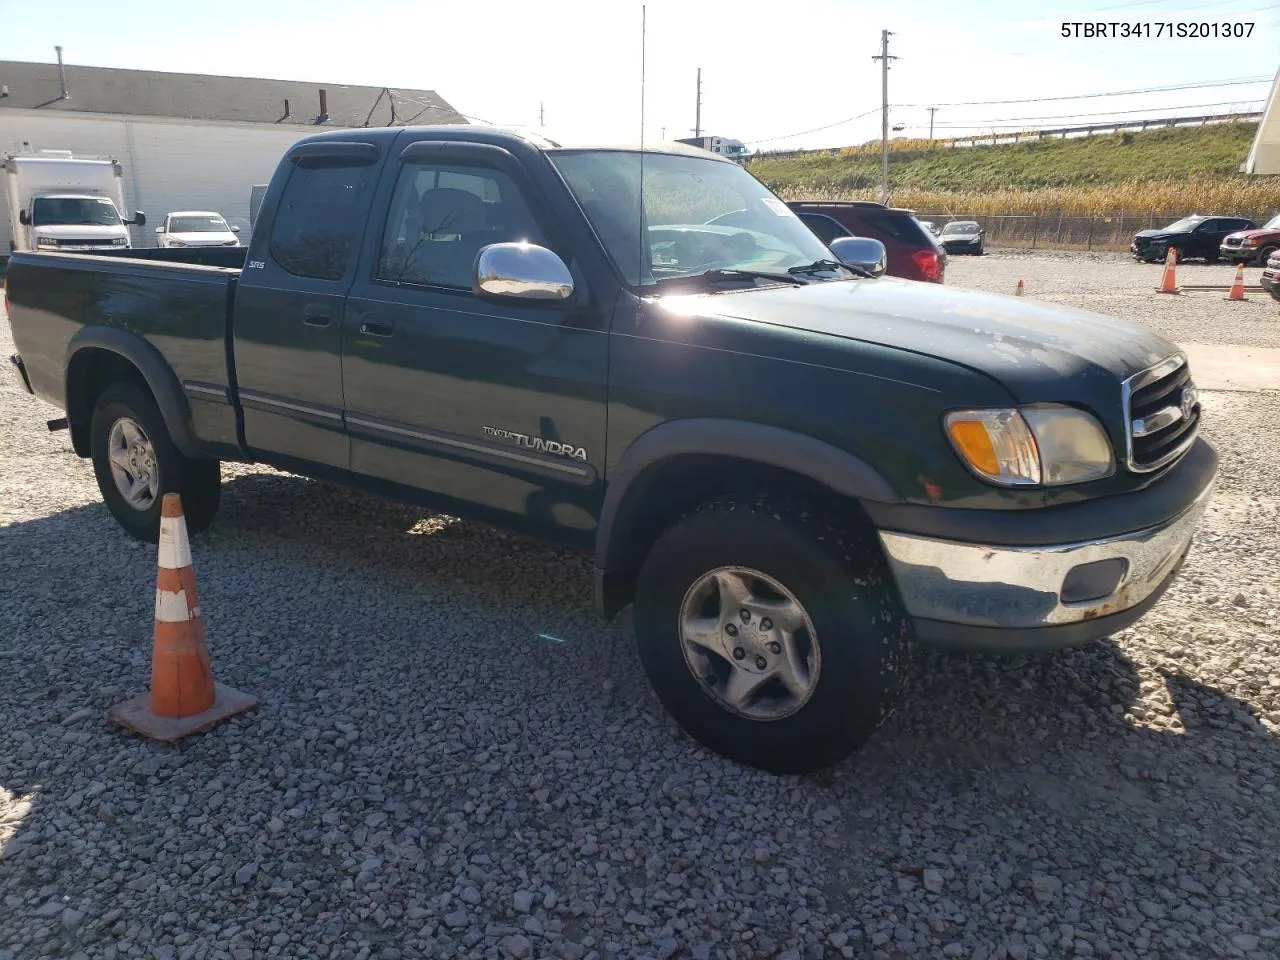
[638,3,646,289]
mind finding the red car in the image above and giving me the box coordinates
[1220,213,1280,265]
[787,200,947,283]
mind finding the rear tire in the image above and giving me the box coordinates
[90,382,221,543]
[633,493,911,775]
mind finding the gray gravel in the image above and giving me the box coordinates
[2,256,1279,960]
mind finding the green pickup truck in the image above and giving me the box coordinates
[5,127,1216,774]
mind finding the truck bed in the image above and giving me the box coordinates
[6,248,244,457]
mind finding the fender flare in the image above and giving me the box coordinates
[595,417,902,572]
[65,326,202,459]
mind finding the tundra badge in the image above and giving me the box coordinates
[483,426,587,462]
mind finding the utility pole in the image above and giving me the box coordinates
[539,101,544,127]
[871,30,897,204]
[694,67,702,139]
[928,106,938,140]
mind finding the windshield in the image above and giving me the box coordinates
[1163,217,1205,233]
[548,150,836,287]
[941,222,978,235]
[169,215,229,233]
[1264,214,1280,230]
[31,196,121,227]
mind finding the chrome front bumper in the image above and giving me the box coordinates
[878,481,1213,647]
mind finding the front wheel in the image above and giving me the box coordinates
[90,382,221,543]
[1257,245,1277,266]
[633,494,911,774]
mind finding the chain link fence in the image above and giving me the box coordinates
[917,212,1273,253]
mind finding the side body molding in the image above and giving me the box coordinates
[65,326,204,459]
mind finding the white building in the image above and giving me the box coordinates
[0,58,465,244]
[1244,66,1280,176]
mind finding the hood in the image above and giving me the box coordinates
[667,277,1179,408]
[167,231,238,246]
[1133,228,1187,241]
[1226,228,1279,241]
[32,223,129,240]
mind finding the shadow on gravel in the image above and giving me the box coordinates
[2,472,1277,957]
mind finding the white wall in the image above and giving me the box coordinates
[1,110,311,245]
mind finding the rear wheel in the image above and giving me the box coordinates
[90,382,221,543]
[633,493,911,774]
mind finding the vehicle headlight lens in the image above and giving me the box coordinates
[944,405,1113,487]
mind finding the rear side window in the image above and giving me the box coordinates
[269,158,377,281]
[858,212,933,246]
[797,213,850,245]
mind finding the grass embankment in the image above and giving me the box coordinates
[748,123,1280,217]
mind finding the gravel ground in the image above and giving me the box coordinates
[2,257,1279,960]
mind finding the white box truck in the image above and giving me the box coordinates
[675,136,750,163]
[3,151,144,254]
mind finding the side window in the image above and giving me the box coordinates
[377,163,546,288]
[798,213,846,245]
[269,157,377,281]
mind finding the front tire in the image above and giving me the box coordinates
[633,494,911,775]
[90,382,221,543]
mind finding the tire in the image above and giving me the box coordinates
[90,381,221,543]
[633,493,911,775]
[1257,245,1277,267]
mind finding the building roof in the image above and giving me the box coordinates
[1244,67,1280,175]
[0,59,466,128]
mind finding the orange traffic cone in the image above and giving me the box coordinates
[1156,246,1179,294]
[1226,263,1247,301]
[106,493,256,741]
[1014,279,1025,296]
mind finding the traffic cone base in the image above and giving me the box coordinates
[105,493,255,742]
[106,682,257,743]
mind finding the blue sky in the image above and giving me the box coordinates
[1,0,1277,150]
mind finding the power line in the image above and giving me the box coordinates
[745,107,881,145]
[897,75,1271,108]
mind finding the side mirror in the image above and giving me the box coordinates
[19,210,30,226]
[828,236,888,278]
[473,242,574,301]
[129,212,147,226]
[155,226,164,234]
[231,225,241,233]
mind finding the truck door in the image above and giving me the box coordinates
[341,139,609,546]
[232,140,383,469]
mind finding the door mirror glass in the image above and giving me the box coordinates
[129,211,147,226]
[19,209,30,225]
[828,236,888,277]
[155,225,164,233]
[231,225,241,233]
[474,242,574,301]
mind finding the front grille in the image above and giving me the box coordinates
[1223,237,1243,247]
[1123,355,1200,473]
[52,237,119,247]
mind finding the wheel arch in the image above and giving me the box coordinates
[65,327,201,459]
[594,418,902,620]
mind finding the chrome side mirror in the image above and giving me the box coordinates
[473,242,575,301]
[829,236,887,277]
[155,226,164,233]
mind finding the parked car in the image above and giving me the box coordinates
[1130,215,1255,263]
[156,211,240,248]
[938,220,984,255]
[1259,249,1280,302]
[6,126,1215,775]
[787,201,946,282]
[1220,213,1280,265]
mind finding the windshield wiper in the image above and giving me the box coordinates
[788,258,869,279]
[655,268,804,289]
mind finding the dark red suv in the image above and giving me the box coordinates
[787,200,947,283]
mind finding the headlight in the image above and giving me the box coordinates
[944,405,1114,487]
[1241,238,1258,246]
